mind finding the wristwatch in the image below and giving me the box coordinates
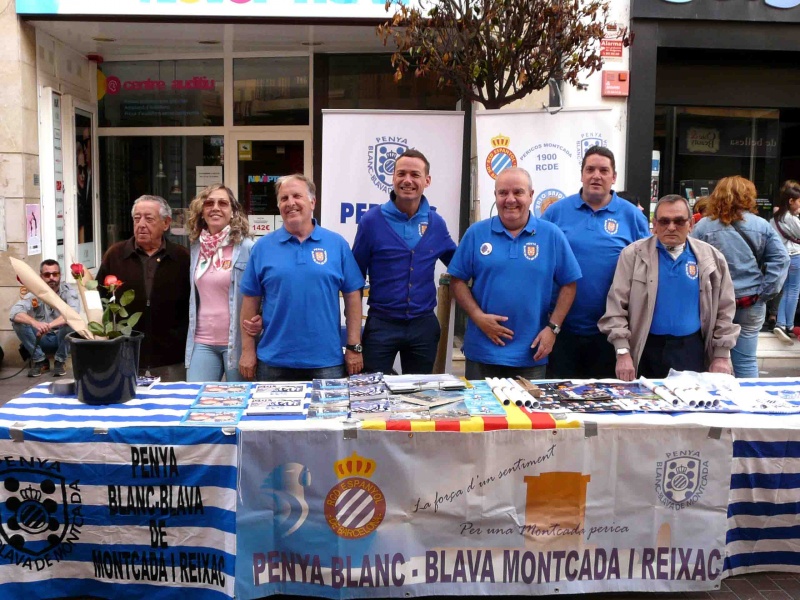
[616,348,630,356]
[547,321,561,335]
[345,343,363,353]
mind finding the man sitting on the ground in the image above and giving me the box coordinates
[10,259,80,377]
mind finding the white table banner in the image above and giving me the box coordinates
[235,425,732,597]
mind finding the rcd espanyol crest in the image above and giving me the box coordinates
[324,452,386,539]
[656,451,707,509]
[523,242,539,260]
[604,219,619,235]
[367,138,408,193]
[485,134,518,179]
[686,261,699,280]
[0,468,70,557]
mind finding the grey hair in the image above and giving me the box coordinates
[654,194,692,220]
[131,195,172,220]
[496,167,533,191]
[275,174,316,201]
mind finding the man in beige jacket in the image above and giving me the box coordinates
[599,195,739,380]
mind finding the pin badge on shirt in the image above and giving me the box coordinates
[480,243,493,256]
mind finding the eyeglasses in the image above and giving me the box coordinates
[203,199,231,209]
[41,272,60,278]
[656,217,690,227]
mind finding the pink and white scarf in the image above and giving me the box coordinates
[196,225,231,280]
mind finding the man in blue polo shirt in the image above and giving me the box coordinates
[352,148,457,374]
[599,195,739,379]
[542,146,650,379]
[239,174,365,382]
[449,168,581,379]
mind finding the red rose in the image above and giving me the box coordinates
[104,275,121,287]
[70,263,84,278]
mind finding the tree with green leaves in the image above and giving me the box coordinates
[377,0,629,109]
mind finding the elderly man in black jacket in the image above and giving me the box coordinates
[97,195,190,380]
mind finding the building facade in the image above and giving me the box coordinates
[1,0,632,364]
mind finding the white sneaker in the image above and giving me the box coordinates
[773,327,793,345]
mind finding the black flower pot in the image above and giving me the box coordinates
[67,331,143,405]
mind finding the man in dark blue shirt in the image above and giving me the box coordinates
[352,149,457,374]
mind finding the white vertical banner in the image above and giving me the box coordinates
[475,108,622,221]
[320,110,464,244]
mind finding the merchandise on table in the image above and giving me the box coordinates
[312,377,349,390]
[251,382,309,398]
[429,400,471,420]
[192,394,249,409]
[247,395,308,416]
[391,389,469,408]
[307,405,350,419]
[384,373,467,393]
[349,372,385,386]
[181,407,244,425]
[348,383,389,400]
[201,382,250,395]
[135,375,161,390]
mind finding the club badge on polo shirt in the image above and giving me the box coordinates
[480,242,493,256]
[604,218,619,234]
[418,222,428,237]
[523,242,539,260]
[686,261,699,280]
[312,247,328,265]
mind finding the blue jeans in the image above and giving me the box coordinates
[776,254,800,329]
[187,343,243,382]
[256,363,345,382]
[12,322,72,363]
[362,313,440,375]
[731,301,766,379]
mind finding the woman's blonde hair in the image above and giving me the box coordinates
[707,176,758,226]
[187,184,251,244]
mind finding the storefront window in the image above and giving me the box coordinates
[655,106,781,215]
[99,60,223,127]
[324,54,460,110]
[98,136,224,250]
[233,57,309,126]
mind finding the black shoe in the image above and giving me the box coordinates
[28,359,50,377]
[53,361,66,377]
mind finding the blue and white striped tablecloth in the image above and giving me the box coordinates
[0,383,237,600]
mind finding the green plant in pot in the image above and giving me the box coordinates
[69,265,144,405]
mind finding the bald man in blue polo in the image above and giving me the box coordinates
[449,167,581,379]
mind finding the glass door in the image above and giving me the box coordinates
[229,133,312,237]
[60,96,100,269]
